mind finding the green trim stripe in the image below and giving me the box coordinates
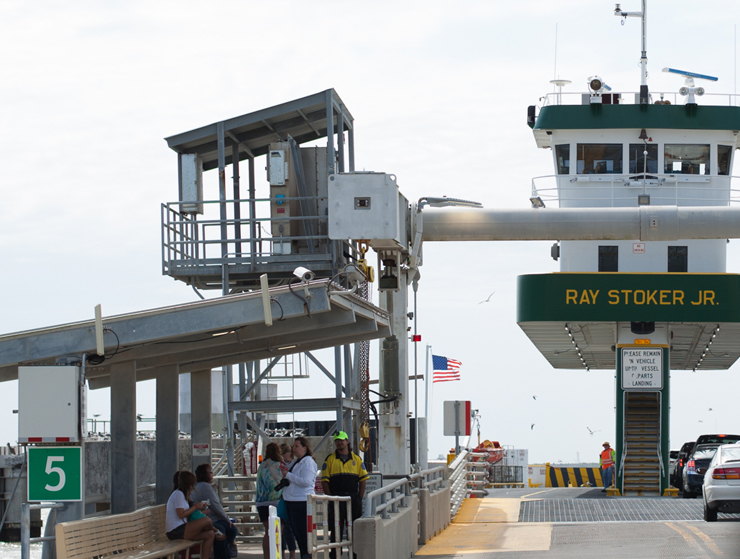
[534,104,740,132]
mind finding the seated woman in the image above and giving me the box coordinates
[165,470,224,559]
[192,464,239,559]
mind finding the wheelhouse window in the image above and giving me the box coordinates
[718,145,733,175]
[668,246,688,273]
[664,144,710,175]
[555,144,570,174]
[629,144,658,174]
[598,246,618,272]
[577,144,623,174]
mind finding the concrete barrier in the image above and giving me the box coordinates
[418,486,451,544]
[354,494,418,559]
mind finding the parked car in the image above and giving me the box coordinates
[672,441,695,489]
[695,434,740,446]
[669,450,678,479]
[702,443,740,521]
[683,444,719,498]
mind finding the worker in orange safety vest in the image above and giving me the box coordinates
[600,441,616,492]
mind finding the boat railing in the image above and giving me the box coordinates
[531,173,740,207]
[541,91,740,107]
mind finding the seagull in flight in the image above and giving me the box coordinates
[531,424,535,430]
[532,396,537,400]
[587,427,601,436]
[478,291,495,304]
[708,407,713,411]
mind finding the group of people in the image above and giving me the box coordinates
[165,465,238,559]
[165,431,368,559]
[256,432,368,559]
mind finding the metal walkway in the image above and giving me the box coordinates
[519,498,740,523]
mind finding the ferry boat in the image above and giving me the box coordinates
[518,0,740,495]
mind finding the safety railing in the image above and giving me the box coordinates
[307,494,353,558]
[20,502,63,559]
[466,453,489,497]
[531,174,740,208]
[540,91,740,107]
[215,475,262,543]
[362,477,413,519]
[161,197,333,276]
[448,451,470,517]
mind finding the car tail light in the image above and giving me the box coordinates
[712,467,740,480]
[687,460,696,473]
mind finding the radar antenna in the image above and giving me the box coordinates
[662,68,718,105]
[614,1,649,104]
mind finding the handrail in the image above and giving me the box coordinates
[362,477,413,519]
[657,392,665,478]
[307,494,353,557]
[619,396,627,481]
[21,502,64,559]
[540,90,740,107]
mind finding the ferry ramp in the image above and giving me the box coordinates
[413,488,740,558]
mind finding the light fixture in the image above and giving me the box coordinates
[637,194,650,205]
[530,196,545,209]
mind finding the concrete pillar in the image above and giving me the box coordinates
[156,364,179,504]
[191,369,212,470]
[378,271,410,475]
[111,361,137,513]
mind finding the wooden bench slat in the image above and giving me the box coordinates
[56,505,201,559]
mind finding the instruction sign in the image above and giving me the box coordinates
[621,348,663,390]
[28,446,82,501]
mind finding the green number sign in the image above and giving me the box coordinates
[28,446,82,501]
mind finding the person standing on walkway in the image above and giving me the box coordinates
[281,437,318,559]
[600,441,616,492]
[321,431,368,559]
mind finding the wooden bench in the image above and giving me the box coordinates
[56,505,201,559]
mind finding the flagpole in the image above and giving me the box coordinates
[425,345,431,418]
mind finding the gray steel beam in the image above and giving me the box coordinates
[85,323,391,389]
[0,282,339,374]
[111,361,137,513]
[305,351,336,383]
[335,347,343,432]
[326,90,335,175]
[229,397,361,413]
[191,369,212,470]
[155,364,179,504]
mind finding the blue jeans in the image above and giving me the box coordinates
[602,465,614,488]
[212,519,238,559]
[285,500,310,559]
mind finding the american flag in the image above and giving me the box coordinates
[432,355,462,383]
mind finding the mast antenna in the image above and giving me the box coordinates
[614,0,648,104]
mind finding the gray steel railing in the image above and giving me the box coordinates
[21,502,63,559]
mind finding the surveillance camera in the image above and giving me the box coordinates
[293,266,315,282]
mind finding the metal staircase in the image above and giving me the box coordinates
[622,392,661,496]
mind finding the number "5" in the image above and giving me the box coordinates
[45,456,66,491]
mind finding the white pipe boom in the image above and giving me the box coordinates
[420,206,740,242]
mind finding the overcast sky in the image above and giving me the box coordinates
[2,0,740,464]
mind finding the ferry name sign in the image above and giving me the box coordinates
[621,348,663,390]
[517,273,740,323]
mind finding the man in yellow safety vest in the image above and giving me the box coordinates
[600,441,616,492]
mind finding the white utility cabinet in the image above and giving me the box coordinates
[18,366,81,443]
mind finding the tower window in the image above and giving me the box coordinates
[718,145,733,175]
[598,246,618,272]
[664,144,710,175]
[577,144,623,174]
[555,144,570,174]
[629,144,658,174]
[668,246,688,273]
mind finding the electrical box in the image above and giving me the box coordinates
[180,153,203,215]
[328,172,407,250]
[268,144,294,255]
[18,366,81,443]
